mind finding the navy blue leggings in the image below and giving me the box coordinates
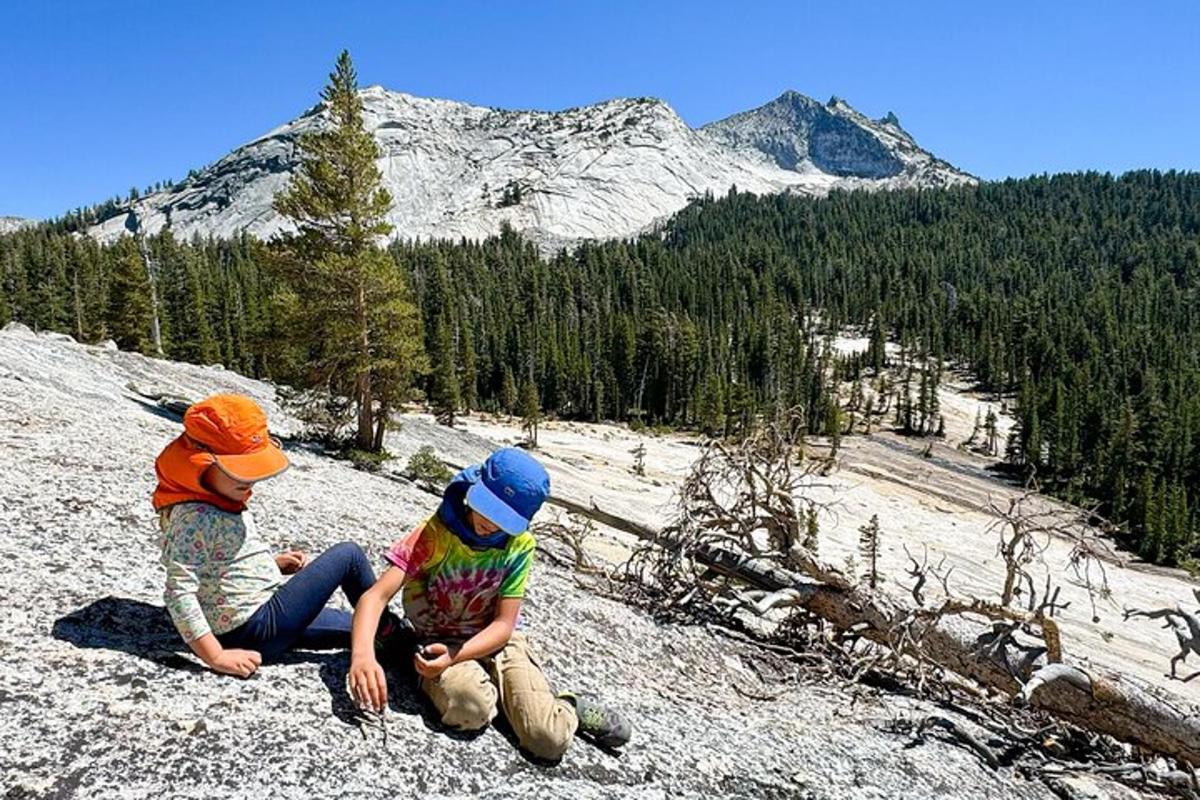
[218,541,375,660]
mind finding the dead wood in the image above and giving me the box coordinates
[609,410,1200,770]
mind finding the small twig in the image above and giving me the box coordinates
[916,715,1000,770]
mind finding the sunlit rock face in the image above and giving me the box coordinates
[90,88,973,251]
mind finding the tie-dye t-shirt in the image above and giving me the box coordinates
[384,513,535,639]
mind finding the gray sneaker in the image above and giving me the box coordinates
[559,691,632,748]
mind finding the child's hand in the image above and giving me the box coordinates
[275,550,308,575]
[414,642,456,679]
[211,648,261,678]
[348,655,388,712]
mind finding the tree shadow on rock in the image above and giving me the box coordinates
[51,596,204,673]
[128,394,189,424]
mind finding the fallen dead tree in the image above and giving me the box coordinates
[691,541,1200,767]
[614,409,1200,774]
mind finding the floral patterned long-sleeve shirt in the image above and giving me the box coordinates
[158,502,280,642]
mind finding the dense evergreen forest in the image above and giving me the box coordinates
[2,170,1197,566]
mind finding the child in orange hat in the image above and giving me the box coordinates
[153,393,401,677]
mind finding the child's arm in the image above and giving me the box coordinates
[187,633,262,678]
[415,597,521,678]
[418,534,534,677]
[348,565,406,711]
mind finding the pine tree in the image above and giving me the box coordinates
[858,514,882,589]
[803,507,820,554]
[32,237,70,334]
[867,312,887,374]
[168,248,219,364]
[695,373,724,436]
[824,398,842,457]
[519,380,542,448]
[499,364,518,415]
[458,314,478,412]
[1024,408,1043,477]
[985,408,999,456]
[631,442,646,476]
[430,312,460,426]
[271,50,424,450]
[105,238,154,352]
[967,407,983,447]
[0,254,9,327]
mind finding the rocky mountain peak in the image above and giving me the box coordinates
[702,90,912,178]
[87,87,974,250]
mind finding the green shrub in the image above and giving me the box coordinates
[343,448,393,472]
[406,446,452,491]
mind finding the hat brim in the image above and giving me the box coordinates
[212,441,290,483]
[465,480,530,535]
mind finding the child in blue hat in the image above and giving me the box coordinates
[348,447,630,758]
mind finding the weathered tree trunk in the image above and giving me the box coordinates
[133,224,164,356]
[372,401,389,452]
[692,544,1200,766]
[355,280,374,451]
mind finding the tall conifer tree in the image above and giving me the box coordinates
[271,50,425,450]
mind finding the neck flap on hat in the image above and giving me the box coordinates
[152,435,248,514]
[437,467,509,550]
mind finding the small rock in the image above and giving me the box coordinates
[3,321,34,335]
[175,718,206,735]
[99,339,118,351]
[107,700,135,717]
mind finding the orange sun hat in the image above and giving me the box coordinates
[183,394,289,482]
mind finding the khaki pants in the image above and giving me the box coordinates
[420,632,578,760]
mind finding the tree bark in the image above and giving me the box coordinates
[692,543,1200,766]
[355,279,373,451]
[133,224,163,357]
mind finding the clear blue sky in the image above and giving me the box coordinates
[2,1,1198,219]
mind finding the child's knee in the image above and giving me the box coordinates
[328,540,369,569]
[432,673,498,731]
[504,690,578,760]
[441,684,498,731]
[329,540,365,559]
[516,712,574,761]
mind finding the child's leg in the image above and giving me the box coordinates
[490,633,577,760]
[291,607,354,650]
[224,541,376,659]
[298,540,377,607]
[420,660,498,732]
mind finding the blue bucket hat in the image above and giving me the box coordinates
[465,448,551,535]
